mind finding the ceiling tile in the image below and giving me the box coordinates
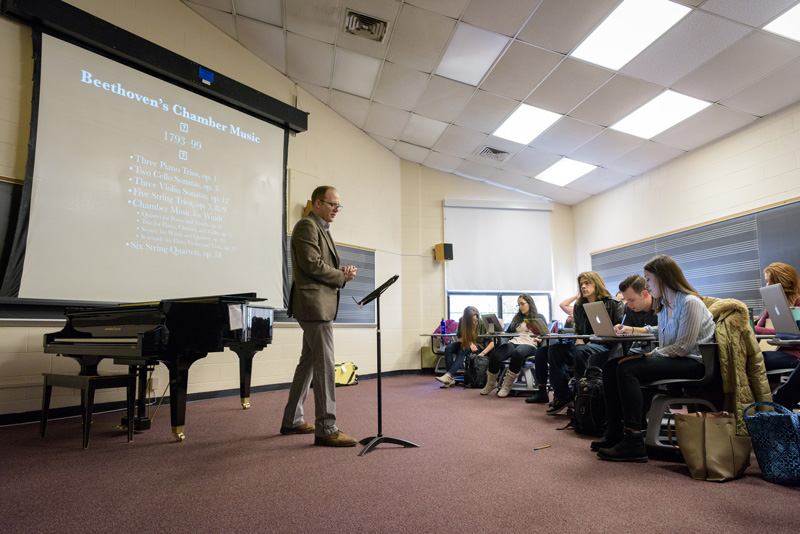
[435,23,510,86]
[530,116,604,155]
[673,31,800,102]
[653,104,758,151]
[186,2,236,38]
[363,102,411,139]
[404,0,469,19]
[335,0,401,59]
[393,142,431,163]
[232,0,281,26]
[400,114,449,147]
[328,90,370,129]
[480,41,563,101]
[413,75,475,122]
[331,48,381,98]
[455,159,497,180]
[453,90,518,134]
[433,125,488,158]
[186,0,232,12]
[373,62,431,111]
[514,177,561,197]
[700,0,798,27]
[489,169,529,188]
[285,0,338,44]
[368,133,396,151]
[544,187,592,205]
[525,58,613,115]
[604,141,685,176]
[620,11,752,87]
[567,167,633,195]
[297,81,330,105]
[722,58,800,117]
[501,146,561,176]
[424,151,465,173]
[567,129,644,166]
[462,0,539,37]
[286,32,333,86]
[569,74,663,127]
[385,4,456,73]
[236,16,286,72]
[480,135,526,154]
[517,0,620,54]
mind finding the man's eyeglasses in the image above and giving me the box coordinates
[321,200,344,211]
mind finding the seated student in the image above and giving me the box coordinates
[480,294,544,397]
[545,271,624,415]
[435,306,495,388]
[525,302,576,404]
[597,255,715,463]
[589,274,658,451]
[755,262,800,408]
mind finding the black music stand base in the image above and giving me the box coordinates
[358,435,419,456]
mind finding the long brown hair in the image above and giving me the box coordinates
[643,255,701,313]
[509,294,539,331]
[765,262,800,305]
[460,306,482,347]
[575,271,612,307]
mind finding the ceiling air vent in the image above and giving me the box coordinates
[344,9,388,42]
[478,146,511,162]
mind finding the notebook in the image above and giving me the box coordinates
[759,284,800,335]
[523,317,551,336]
[583,301,636,337]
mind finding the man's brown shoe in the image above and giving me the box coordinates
[314,430,357,447]
[280,422,315,435]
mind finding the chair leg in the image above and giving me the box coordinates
[126,377,135,443]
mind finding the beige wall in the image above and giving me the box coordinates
[0,0,572,416]
[572,101,800,272]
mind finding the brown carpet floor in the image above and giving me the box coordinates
[1,374,798,533]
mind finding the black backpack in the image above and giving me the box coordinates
[573,366,605,436]
[463,353,489,388]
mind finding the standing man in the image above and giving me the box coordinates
[281,186,358,447]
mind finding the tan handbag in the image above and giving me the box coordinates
[675,411,752,482]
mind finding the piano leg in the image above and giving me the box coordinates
[233,347,257,410]
[166,364,191,442]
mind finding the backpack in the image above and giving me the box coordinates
[572,366,605,436]
[463,353,489,388]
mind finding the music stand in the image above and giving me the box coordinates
[352,274,419,456]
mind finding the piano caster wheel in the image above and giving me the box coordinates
[172,426,185,442]
[241,398,250,410]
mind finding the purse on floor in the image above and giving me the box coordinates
[743,401,800,486]
[675,411,752,482]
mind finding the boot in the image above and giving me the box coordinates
[597,429,647,463]
[496,371,519,398]
[435,373,455,388]
[590,422,623,452]
[525,387,549,404]
[480,371,499,396]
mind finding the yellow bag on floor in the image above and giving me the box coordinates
[334,362,358,386]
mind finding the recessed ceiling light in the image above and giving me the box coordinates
[493,104,561,145]
[610,90,711,139]
[571,0,691,70]
[764,4,800,42]
[435,23,510,86]
[536,158,596,187]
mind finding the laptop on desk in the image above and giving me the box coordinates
[584,301,637,337]
[482,313,503,333]
[760,284,800,335]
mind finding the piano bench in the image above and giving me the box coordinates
[41,372,136,449]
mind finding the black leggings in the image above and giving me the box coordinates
[488,343,537,374]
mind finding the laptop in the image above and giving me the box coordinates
[760,284,800,335]
[523,317,551,336]
[482,313,503,333]
[584,301,636,337]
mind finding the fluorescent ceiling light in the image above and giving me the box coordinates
[764,4,800,42]
[610,90,710,139]
[435,23,510,86]
[536,158,597,187]
[571,0,691,70]
[493,104,561,145]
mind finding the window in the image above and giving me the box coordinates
[448,292,551,326]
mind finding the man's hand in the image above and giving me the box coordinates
[342,265,357,282]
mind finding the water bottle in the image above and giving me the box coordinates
[440,318,447,336]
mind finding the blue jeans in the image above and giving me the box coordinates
[548,342,608,401]
[444,342,472,375]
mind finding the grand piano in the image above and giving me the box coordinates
[44,293,273,441]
